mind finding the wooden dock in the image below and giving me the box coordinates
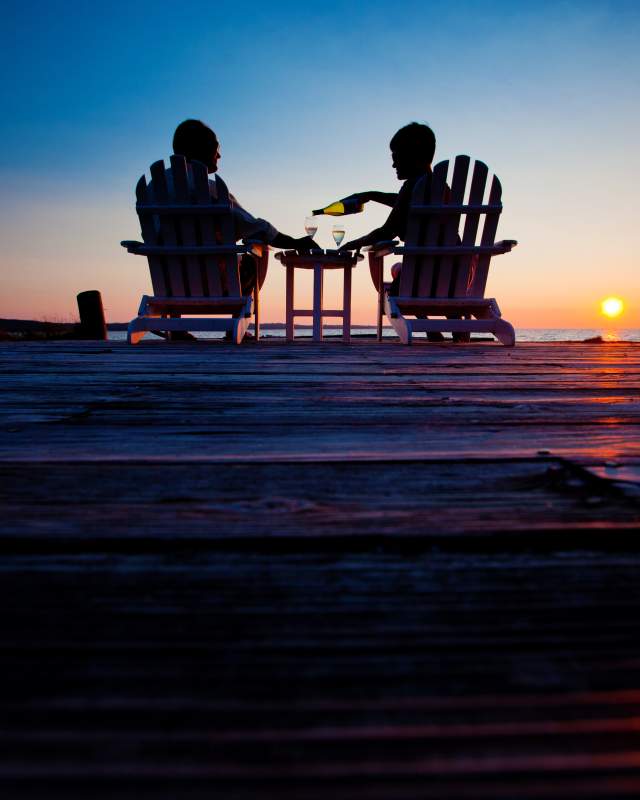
[1,339,640,799]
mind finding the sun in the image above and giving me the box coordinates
[601,297,624,319]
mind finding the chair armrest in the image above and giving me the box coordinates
[120,240,143,253]
[394,243,516,257]
[494,239,518,254]
[122,244,253,256]
[242,239,272,259]
[363,240,400,258]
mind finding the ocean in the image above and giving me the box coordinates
[107,327,640,342]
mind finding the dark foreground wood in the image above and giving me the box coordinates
[1,339,639,799]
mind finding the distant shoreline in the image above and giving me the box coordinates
[0,319,370,332]
[1,319,638,344]
[2,319,637,333]
[104,322,335,331]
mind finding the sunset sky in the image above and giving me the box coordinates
[1,0,638,328]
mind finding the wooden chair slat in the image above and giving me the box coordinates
[149,160,185,297]
[399,173,430,296]
[215,176,241,297]
[469,174,503,297]
[192,162,222,297]
[135,174,167,295]
[417,161,448,297]
[455,160,489,296]
[170,155,203,296]
[435,155,469,297]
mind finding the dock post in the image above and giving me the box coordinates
[77,290,107,340]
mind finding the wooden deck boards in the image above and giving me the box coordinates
[1,340,639,798]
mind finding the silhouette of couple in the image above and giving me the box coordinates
[164,118,434,289]
[156,119,455,341]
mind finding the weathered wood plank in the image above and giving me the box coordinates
[2,549,640,797]
[1,342,638,463]
[1,425,638,462]
[1,459,638,545]
[0,340,639,797]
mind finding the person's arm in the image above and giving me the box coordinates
[229,193,320,250]
[272,232,320,250]
[363,191,398,207]
[339,198,404,251]
[338,226,389,252]
[339,180,411,251]
[341,191,398,208]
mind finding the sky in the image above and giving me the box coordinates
[1,0,639,328]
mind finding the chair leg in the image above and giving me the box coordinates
[476,304,516,346]
[406,320,413,345]
[492,318,516,346]
[127,322,147,345]
[254,284,260,341]
[377,264,384,343]
[231,318,242,345]
[127,316,154,345]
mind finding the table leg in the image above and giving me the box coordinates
[313,263,323,342]
[342,266,352,343]
[286,265,294,341]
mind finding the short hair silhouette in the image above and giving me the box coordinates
[390,123,436,165]
[172,119,218,164]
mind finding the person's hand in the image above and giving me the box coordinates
[338,237,365,252]
[295,235,321,252]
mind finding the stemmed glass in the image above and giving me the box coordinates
[304,216,318,238]
[332,223,346,248]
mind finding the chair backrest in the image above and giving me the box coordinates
[399,156,503,299]
[135,155,241,298]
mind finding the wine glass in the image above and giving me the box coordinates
[304,216,318,238]
[332,223,346,248]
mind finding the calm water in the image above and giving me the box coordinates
[108,327,640,342]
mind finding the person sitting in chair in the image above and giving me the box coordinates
[337,122,466,341]
[338,122,435,258]
[163,119,320,297]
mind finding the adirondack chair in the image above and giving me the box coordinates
[367,156,517,345]
[121,155,268,344]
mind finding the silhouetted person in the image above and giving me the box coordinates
[339,122,436,254]
[338,122,465,342]
[159,119,320,297]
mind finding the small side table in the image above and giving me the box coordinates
[275,250,363,342]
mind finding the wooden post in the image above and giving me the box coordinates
[77,291,107,340]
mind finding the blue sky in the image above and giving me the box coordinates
[1,0,639,324]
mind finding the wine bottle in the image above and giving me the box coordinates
[312,196,365,216]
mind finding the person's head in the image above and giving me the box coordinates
[389,122,435,180]
[172,119,220,173]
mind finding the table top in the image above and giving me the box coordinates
[275,249,364,268]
